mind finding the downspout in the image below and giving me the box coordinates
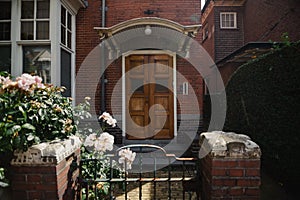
[100,0,106,113]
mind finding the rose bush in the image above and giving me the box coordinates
[0,73,76,155]
[75,100,136,199]
[0,72,136,198]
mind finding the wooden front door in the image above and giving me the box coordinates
[125,54,174,139]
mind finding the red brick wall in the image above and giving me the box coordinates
[244,0,300,43]
[219,62,241,86]
[76,1,102,73]
[201,155,261,199]
[76,0,204,116]
[106,0,201,26]
[214,6,245,62]
[176,56,203,115]
[76,0,202,72]
[202,7,215,61]
[10,149,80,200]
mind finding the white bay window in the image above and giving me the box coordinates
[0,0,83,99]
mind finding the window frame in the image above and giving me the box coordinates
[6,0,77,100]
[220,12,237,29]
[0,0,12,41]
[60,5,73,50]
[20,0,50,41]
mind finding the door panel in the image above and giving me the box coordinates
[126,54,174,139]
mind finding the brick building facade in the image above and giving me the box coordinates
[0,0,299,146]
[201,0,300,91]
[75,0,204,146]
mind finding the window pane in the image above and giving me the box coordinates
[67,30,71,48]
[67,13,72,30]
[230,20,234,27]
[36,21,49,39]
[61,49,71,97]
[21,21,34,40]
[37,0,50,19]
[221,14,225,27]
[0,22,11,40]
[21,0,34,19]
[61,6,66,26]
[23,46,51,83]
[0,45,11,73]
[0,2,11,20]
[229,14,234,22]
[61,26,66,44]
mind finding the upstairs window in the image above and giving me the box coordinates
[61,6,72,49]
[21,0,50,40]
[220,12,237,29]
[0,1,11,41]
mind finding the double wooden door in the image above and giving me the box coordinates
[125,54,174,139]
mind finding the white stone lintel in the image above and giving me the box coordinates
[11,136,82,166]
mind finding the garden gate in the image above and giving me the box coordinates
[77,144,200,200]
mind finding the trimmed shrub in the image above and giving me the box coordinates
[224,42,300,188]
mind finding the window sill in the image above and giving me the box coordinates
[60,43,74,53]
[220,27,238,30]
[16,40,51,45]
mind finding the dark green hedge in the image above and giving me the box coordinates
[224,42,300,187]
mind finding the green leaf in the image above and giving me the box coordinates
[18,106,27,121]
[22,123,36,130]
[12,125,21,132]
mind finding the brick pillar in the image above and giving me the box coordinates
[199,131,261,200]
[10,136,82,200]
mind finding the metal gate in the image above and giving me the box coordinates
[77,144,200,200]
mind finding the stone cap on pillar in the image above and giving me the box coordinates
[199,131,261,158]
[11,135,82,166]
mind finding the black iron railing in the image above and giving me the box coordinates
[78,144,200,200]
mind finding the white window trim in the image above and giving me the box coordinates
[60,4,73,50]
[220,12,237,29]
[20,0,50,41]
[122,50,177,138]
[60,1,76,101]
[8,0,76,101]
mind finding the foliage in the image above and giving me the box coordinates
[0,73,77,185]
[270,32,292,50]
[74,100,135,199]
[0,73,76,154]
[224,42,300,187]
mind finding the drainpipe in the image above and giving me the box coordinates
[100,0,106,113]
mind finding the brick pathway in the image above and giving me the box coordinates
[113,169,199,200]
